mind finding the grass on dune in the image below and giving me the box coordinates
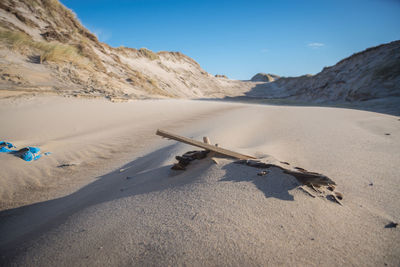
[0,29,81,63]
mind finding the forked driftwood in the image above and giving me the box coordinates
[172,150,210,170]
[234,159,336,187]
[156,129,256,160]
[235,158,343,205]
[170,135,214,170]
[156,129,342,204]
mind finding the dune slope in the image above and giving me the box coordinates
[0,0,251,99]
[248,41,400,103]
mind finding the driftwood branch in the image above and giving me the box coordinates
[156,129,256,160]
[156,130,343,204]
[172,150,210,170]
[235,159,335,187]
[235,158,343,205]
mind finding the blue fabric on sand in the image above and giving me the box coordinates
[0,141,16,152]
[1,141,48,162]
[21,150,34,161]
[27,146,40,153]
[0,147,14,153]
[20,147,41,162]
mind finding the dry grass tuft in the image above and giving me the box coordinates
[0,29,31,49]
[138,48,159,61]
[147,78,158,87]
[374,60,400,80]
[0,28,82,64]
[39,43,80,63]
[75,39,105,71]
[126,70,172,97]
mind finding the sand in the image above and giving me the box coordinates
[0,96,399,266]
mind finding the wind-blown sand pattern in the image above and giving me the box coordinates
[0,96,399,266]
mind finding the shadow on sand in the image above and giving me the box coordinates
[0,145,300,264]
[220,161,299,201]
[0,145,183,263]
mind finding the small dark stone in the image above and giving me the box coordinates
[369,182,373,186]
[126,176,133,180]
[257,170,268,176]
[384,222,398,228]
[384,133,390,136]
[311,238,315,241]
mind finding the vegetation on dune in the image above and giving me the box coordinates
[0,0,197,99]
[75,39,106,71]
[373,60,400,80]
[0,29,31,49]
[0,28,106,71]
[138,48,159,61]
[0,28,78,62]
[126,70,172,97]
[23,0,97,43]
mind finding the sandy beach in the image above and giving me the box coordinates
[0,96,399,266]
[1,0,399,265]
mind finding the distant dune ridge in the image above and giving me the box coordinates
[0,0,399,107]
[247,41,400,102]
[251,73,280,82]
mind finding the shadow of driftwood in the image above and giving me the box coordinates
[220,162,300,201]
[0,146,304,264]
[0,144,206,263]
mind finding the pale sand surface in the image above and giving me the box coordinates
[0,96,399,266]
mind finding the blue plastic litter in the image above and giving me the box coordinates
[21,150,34,161]
[27,146,40,154]
[0,141,16,153]
[20,147,42,162]
[0,147,13,153]
[1,141,50,162]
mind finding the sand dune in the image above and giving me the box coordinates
[247,41,400,103]
[0,96,399,266]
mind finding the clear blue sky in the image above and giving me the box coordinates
[60,0,400,80]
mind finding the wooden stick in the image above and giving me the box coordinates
[156,129,256,160]
[234,159,336,186]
